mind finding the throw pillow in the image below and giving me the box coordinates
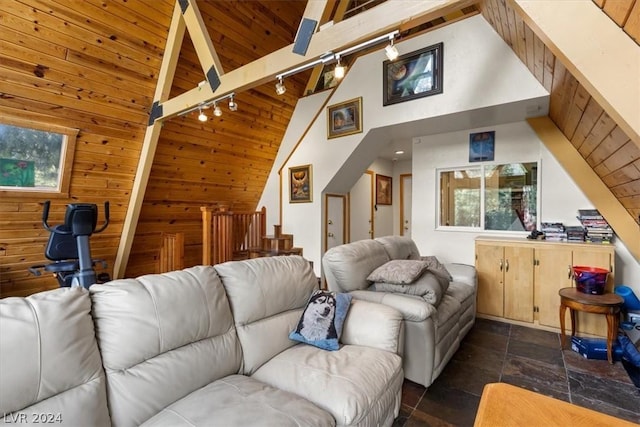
[289,290,352,351]
[366,259,429,285]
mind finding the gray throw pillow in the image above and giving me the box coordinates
[366,260,429,285]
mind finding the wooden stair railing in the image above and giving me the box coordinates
[160,232,184,273]
[201,206,266,265]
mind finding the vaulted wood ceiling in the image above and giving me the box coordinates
[0,0,637,297]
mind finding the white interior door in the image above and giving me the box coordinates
[325,194,345,251]
[401,174,412,238]
[349,171,373,242]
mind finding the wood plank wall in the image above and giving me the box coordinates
[0,0,174,297]
[0,0,307,296]
[124,1,308,277]
[480,0,640,226]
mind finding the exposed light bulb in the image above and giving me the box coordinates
[275,77,286,95]
[228,96,238,111]
[334,57,345,79]
[213,104,222,117]
[385,41,399,61]
[198,108,207,122]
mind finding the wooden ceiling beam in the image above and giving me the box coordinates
[156,0,477,122]
[113,1,185,278]
[511,0,640,147]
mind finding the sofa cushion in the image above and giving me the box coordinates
[251,344,403,426]
[366,259,430,285]
[375,235,421,260]
[141,375,334,427]
[323,239,390,292]
[289,290,352,351]
[0,288,110,426]
[349,290,436,322]
[215,255,319,375]
[90,266,241,427]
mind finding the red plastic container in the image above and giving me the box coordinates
[573,266,609,295]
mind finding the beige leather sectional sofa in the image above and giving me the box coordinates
[1,256,404,427]
[323,236,477,388]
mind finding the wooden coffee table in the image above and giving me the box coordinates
[474,383,636,426]
[558,287,623,363]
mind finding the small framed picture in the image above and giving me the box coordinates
[327,97,362,139]
[376,174,392,205]
[469,131,495,162]
[383,42,443,106]
[289,164,312,203]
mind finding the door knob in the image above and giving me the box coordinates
[327,232,334,237]
[328,219,333,225]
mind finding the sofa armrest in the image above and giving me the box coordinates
[341,299,403,354]
[444,263,477,288]
[349,290,437,321]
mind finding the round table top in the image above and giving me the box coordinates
[558,287,623,306]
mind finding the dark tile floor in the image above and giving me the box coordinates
[393,318,640,426]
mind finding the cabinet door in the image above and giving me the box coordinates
[504,246,534,322]
[573,248,614,337]
[476,244,504,317]
[535,246,573,329]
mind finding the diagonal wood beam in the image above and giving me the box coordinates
[304,0,350,94]
[182,0,225,80]
[529,116,640,261]
[155,0,477,122]
[511,0,640,147]
[112,0,190,278]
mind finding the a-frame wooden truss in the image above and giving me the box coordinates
[114,0,476,277]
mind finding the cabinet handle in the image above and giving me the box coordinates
[567,266,572,279]
[499,259,503,271]
[505,259,509,272]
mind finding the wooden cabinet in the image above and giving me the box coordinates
[476,243,534,322]
[476,237,615,337]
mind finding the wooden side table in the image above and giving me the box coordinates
[558,287,623,363]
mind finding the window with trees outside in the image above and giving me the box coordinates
[439,162,538,231]
[0,118,77,197]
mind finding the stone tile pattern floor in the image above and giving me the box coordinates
[393,318,640,426]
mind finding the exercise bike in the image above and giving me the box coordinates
[29,201,110,289]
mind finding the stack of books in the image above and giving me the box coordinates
[577,209,614,243]
[565,226,586,242]
[541,222,567,241]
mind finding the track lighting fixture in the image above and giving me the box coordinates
[334,56,345,79]
[274,30,400,90]
[228,95,238,112]
[275,76,286,95]
[177,92,237,122]
[385,37,399,61]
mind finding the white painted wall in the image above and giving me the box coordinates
[412,121,640,294]
[259,14,639,295]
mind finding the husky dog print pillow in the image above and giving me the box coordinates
[289,290,352,351]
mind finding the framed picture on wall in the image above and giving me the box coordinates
[289,164,312,203]
[376,174,392,205]
[327,97,362,139]
[469,131,495,162]
[383,42,443,106]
